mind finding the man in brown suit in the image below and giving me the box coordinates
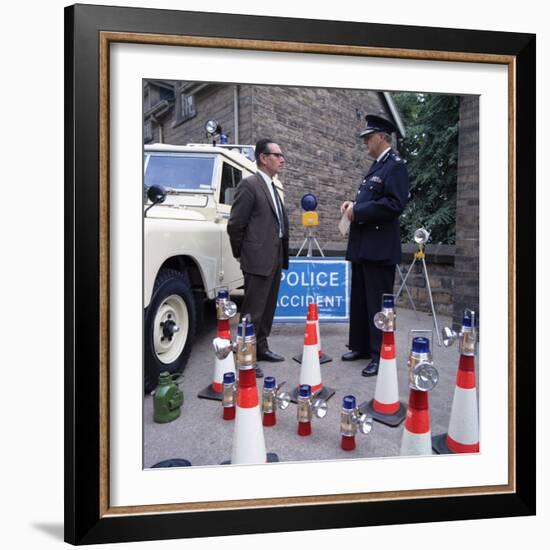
[227,139,289,376]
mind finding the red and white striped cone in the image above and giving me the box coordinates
[222,315,279,464]
[217,318,232,342]
[199,288,237,400]
[311,303,333,363]
[197,337,236,401]
[231,368,268,464]
[433,354,479,453]
[293,303,332,364]
[360,331,406,426]
[400,389,433,456]
[291,320,335,403]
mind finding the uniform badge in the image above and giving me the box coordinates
[370,176,383,183]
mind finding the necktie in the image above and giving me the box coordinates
[271,181,284,237]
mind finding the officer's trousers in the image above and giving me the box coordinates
[348,262,395,360]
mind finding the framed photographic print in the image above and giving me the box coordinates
[65,3,536,545]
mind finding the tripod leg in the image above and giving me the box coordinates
[422,256,442,346]
[395,257,417,301]
[296,238,307,256]
[396,264,418,319]
[313,237,325,257]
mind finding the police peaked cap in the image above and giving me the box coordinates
[359,114,397,138]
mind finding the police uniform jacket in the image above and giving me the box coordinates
[346,149,409,265]
[227,172,289,277]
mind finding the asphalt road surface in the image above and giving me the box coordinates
[144,304,478,468]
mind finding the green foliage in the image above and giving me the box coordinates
[393,92,460,244]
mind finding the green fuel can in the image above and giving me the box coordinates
[154,372,183,423]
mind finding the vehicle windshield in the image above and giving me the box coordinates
[144,153,215,192]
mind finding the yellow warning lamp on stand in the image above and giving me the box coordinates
[296,193,325,257]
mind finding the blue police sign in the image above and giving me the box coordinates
[274,257,350,323]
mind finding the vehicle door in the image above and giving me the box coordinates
[216,159,246,288]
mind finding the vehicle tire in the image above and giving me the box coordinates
[144,269,196,394]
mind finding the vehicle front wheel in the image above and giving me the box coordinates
[144,269,196,394]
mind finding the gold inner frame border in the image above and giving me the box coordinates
[98,31,517,518]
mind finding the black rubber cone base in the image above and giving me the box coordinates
[150,458,192,468]
[293,352,333,365]
[197,384,223,401]
[359,398,406,427]
[221,453,280,465]
[432,433,454,454]
[289,385,336,404]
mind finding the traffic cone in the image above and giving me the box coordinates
[400,389,433,456]
[197,337,236,401]
[359,331,406,427]
[222,315,279,464]
[231,368,268,463]
[214,287,236,341]
[293,303,332,364]
[432,354,479,454]
[217,318,231,341]
[290,320,335,403]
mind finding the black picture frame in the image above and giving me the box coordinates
[65,3,536,545]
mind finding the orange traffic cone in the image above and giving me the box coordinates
[197,337,236,401]
[215,287,236,340]
[360,295,406,427]
[199,288,237,401]
[231,367,268,463]
[433,310,479,454]
[290,319,335,403]
[433,354,479,454]
[293,303,332,364]
[223,316,278,464]
[400,389,433,456]
[400,336,438,456]
[217,318,231,341]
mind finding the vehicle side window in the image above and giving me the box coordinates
[220,163,242,206]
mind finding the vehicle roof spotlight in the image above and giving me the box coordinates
[205,119,221,136]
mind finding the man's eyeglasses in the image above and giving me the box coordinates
[263,152,285,159]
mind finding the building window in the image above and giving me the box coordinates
[179,94,197,121]
[144,120,153,143]
[144,87,150,112]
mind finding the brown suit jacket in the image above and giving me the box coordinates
[227,172,289,276]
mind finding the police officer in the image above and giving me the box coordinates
[340,114,409,376]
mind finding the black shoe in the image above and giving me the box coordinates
[255,367,264,378]
[341,350,369,361]
[361,360,379,377]
[257,350,285,362]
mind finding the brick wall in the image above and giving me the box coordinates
[145,80,389,249]
[160,84,239,144]
[452,96,480,331]
[144,82,478,326]
[302,242,455,317]
[394,244,454,317]
[251,85,386,248]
